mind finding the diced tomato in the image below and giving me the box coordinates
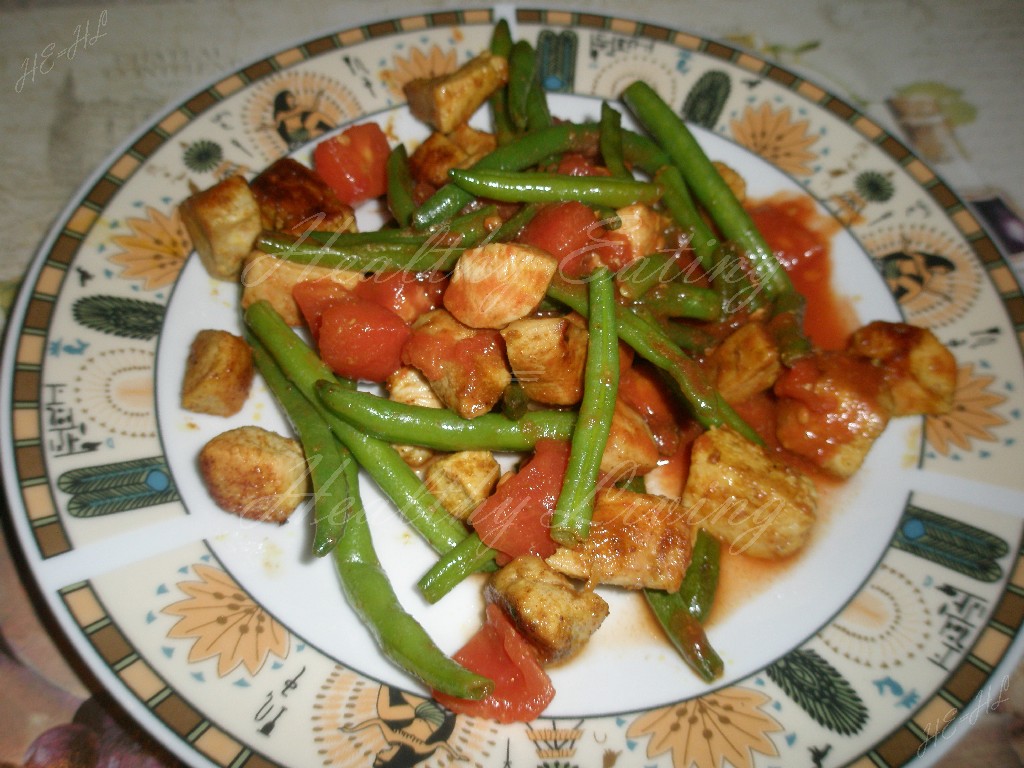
[317,293,410,382]
[554,152,611,177]
[433,603,554,723]
[518,202,625,278]
[292,279,357,342]
[313,122,391,205]
[619,362,684,455]
[353,270,448,323]
[469,439,569,563]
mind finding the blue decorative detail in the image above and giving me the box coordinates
[191,672,204,682]
[894,502,1008,582]
[145,611,156,624]
[162,646,174,658]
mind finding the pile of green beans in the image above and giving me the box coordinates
[236,24,825,697]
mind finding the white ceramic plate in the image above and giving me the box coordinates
[4,9,1024,768]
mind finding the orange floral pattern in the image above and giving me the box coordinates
[626,687,783,768]
[163,564,289,677]
[731,102,819,176]
[108,206,191,290]
[381,44,458,100]
[926,363,1008,455]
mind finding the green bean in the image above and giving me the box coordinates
[249,317,491,699]
[386,144,416,228]
[448,168,662,208]
[507,40,550,134]
[488,19,515,145]
[430,204,499,247]
[599,101,631,179]
[644,590,723,682]
[418,532,498,604]
[550,267,618,546]
[305,229,429,247]
[250,336,349,557]
[655,165,759,311]
[245,301,470,554]
[622,81,795,302]
[644,529,723,682]
[411,121,601,229]
[334,452,492,699]
[639,281,722,321]
[491,202,541,242]
[664,319,717,354]
[615,252,681,301]
[256,231,464,273]
[547,274,762,444]
[316,382,576,452]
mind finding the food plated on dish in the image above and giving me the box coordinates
[4,10,1021,767]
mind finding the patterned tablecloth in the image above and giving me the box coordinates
[1,1,1022,766]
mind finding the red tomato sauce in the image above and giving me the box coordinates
[748,192,856,350]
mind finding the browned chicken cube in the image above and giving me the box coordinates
[610,204,667,264]
[408,125,497,188]
[774,350,893,478]
[199,426,308,523]
[444,243,557,329]
[179,175,262,280]
[386,366,444,468]
[424,450,500,520]
[683,426,817,559]
[710,321,782,404]
[240,255,362,326]
[600,398,661,480]
[501,314,587,406]
[848,320,956,416]
[181,330,254,416]
[486,555,609,664]
[402,309,511,419]
[546,487,692,592]
[404,51,509,133]
[250,157,357,235]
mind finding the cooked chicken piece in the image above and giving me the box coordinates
[424,450,501,521]
[848,320,956,416]
[601,398,661,481]
[501,314,587,405]
[408,125,497,188]
[179,175,262,280]
[713,160,746,204]
[386,366,444,468]
[240,253,362,326]
[404,51,509,134]
[199,426,308,523]
[249,157,357,235]
[402,309,511,419]
[710,321,782,404]
[610,204,668,264]
[546,487,692,591]
[774,350,893,478]
[181,329,254,417]
[683,426,817,559]
[486,555,609,664]
[444,243,557,329]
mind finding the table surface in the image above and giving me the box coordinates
[1,1,1023,766]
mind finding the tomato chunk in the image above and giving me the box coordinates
[313,122,390,205]
[518,202,625,278]
[293,279,357,342]
[353,270,448,324]
[469,439,569,563]
[316,291,410,382]
[433,603,554,723]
